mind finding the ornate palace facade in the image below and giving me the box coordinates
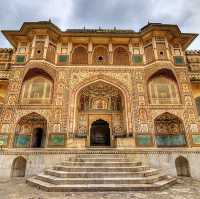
[0,21,200,149]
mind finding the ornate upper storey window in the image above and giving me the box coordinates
[78,82,122,112]
[148,70,180,105]
[21,76,52,104]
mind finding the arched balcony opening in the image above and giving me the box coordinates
[113,47,130,65]
[72,46,88,64]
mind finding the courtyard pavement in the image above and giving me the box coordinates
[0,177,199,199]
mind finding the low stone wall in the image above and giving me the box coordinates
[0,148,200,179]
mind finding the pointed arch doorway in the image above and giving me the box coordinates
[90,119,111,147]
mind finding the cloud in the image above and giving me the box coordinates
[0,0,199,49]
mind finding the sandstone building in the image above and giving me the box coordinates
[0,21,200,181]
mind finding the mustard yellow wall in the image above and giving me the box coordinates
[0,81,8,104]
[191,83,200,99]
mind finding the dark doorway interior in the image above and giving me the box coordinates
[11,156,26,177]
[32,128,44,148]
[175,156,191,177]
[90,119,110,146]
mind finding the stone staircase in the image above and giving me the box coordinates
[27,152,177,191]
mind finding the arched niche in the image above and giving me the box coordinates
[154,112,187,147]
[175,156,191,177]
[147,69,181,105]
[15,112,47,148]
[20,68,53,104]
[11,156,26,177]
[72,46,88,64]
[113,46,130,65]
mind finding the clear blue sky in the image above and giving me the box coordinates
[0,0,200,49]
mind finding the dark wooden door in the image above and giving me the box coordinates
[90,120,110,146]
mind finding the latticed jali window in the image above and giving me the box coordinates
[148,75,180,104]
[46,43,56,63]
[144,44,155,63]
[156,43,168,60]
[21,76,52,104]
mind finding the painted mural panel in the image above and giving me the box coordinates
[191,134,200,146]
[48,134,65,147]
[14,134,31,148]
[0,134,9,147]
[136,134,153,147]
[156,134,186,147]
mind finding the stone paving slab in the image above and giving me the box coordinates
[0,177,200,199]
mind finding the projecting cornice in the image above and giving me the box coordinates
[1,21,198,50]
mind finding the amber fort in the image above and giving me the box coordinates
[0,21,200,191]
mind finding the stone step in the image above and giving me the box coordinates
[36,173,166,185]
[45,168,160,178]
[60,161,142,167]
[75,154,130,158]
[69,157,135,162]
[54,165,149,172]
[27,176,177,192]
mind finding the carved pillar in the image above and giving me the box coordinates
[30,35,36,59]
[140,41,146,64]
[55,42,61,64]
[88,40,93,65]
[152,37,158,60]
[128,42,133,64]
[165,37,171,61]
[108,42,113,65]
[68,41,73,64]
[43,35,49,59]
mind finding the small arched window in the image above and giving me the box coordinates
[21,76,52,104]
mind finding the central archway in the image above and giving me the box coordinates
[74,80,127,147]
[90,119,110,146]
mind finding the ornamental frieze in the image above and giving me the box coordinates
[14,109,51,123]
[0,71,10,79]
[150,109,184,120]
[69,71,132,91]
[189,73,200,81]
